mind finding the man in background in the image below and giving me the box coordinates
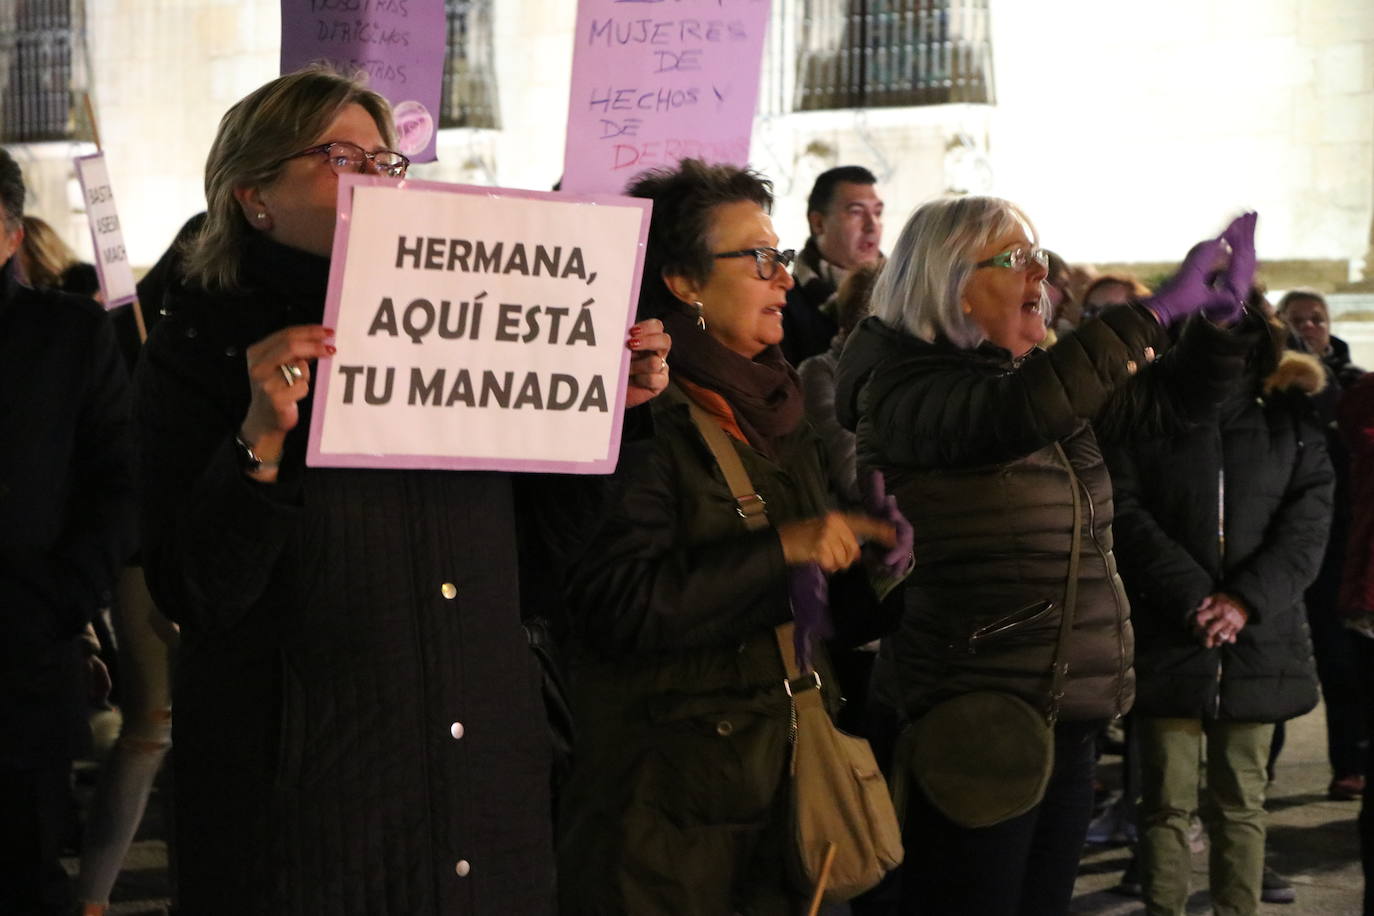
[0,147,136,915]
[783,165,884,365]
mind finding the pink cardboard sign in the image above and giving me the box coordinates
[306,174,652,474]
[561,0,772,195]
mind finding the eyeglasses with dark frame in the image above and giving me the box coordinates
[974,246,1049,272]
[713,247,796,281]
[277,140,410,178]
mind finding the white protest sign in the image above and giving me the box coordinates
[73,153,137,307]
[306,174,652,474]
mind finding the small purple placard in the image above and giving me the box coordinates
[280,0,446,163]
[305,173,653,474]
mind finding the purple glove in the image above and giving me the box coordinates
[862,470,915,573]
[1143,211,1258,328]
[789,562,831,673]
[1204,212,1258,325]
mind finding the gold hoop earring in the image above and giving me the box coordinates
[692,300,706,331]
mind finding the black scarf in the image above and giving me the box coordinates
[662,309,805,458]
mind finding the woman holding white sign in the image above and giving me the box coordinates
[134,67,669,916]
[556,159,912,914]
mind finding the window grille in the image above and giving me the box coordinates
[439,0,499,129]
[790,0,993,112]
[0,0,78,142]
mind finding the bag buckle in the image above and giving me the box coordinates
[735,493,767,522]
[783,671,822,697]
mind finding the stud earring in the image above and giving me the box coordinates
[255,212,267,222]
[692,300,706,331]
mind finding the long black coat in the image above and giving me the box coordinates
[835,307,1256,723]
[1105,327,1330,722]
[135,236,554,915]
[0,259,136,766]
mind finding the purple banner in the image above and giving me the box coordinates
[562,0,772,195]
[280,0,447,163]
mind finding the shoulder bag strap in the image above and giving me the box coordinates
[1049,442,1084,725]
[683,393,771,532]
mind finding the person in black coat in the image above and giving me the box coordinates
[0,147,137,915]
[1105,314,1332,914]
[135,68,670,915]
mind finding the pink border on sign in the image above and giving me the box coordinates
[304,173,653,475]
[74,153,137,309]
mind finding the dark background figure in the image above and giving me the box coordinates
[1335,373,1374,914]
[0,146,137,916]
[16,214,79,291]
[1105,311,1330,914]
[1277,288,1368,802]
[782,164,884,366]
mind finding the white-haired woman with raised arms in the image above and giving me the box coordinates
[835,197,1263,914]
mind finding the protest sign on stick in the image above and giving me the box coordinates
[280,0,446,163]
[307,174,652,474]
[73,153,137,309]
[561,0,772,195]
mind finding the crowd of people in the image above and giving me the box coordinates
[2,64,1372,916]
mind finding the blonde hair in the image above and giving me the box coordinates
[183,66,396,291]
[871,195,1050,349]
[18,215,78,289]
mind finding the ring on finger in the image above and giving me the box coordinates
[279,363,305,387]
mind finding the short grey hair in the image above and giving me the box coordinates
[871,195,1050,350]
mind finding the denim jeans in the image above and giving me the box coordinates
[1138,717,1273,916]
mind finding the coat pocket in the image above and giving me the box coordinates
[960,599,1058,656]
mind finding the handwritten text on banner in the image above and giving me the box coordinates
[280,0,446,163]
[561,0,772,195]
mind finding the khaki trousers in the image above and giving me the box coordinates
[1138,717,1274,916]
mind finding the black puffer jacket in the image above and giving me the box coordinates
[1104,318,1330,722]
[835,306,1256,723]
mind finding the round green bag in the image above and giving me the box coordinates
[906,691,1053,829]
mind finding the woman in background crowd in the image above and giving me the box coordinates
[16,215,78,290]
[1277,287,1368,803]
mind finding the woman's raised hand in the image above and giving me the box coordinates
[1144,212,1258,328]
[240,324,335,468]
[777,511,897,573]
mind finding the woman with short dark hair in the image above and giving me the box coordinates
[557,159,904,914]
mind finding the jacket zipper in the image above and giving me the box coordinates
[1080,475,1129,717]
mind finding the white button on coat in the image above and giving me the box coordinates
[450,721,464,740]
[454,859,471,877]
